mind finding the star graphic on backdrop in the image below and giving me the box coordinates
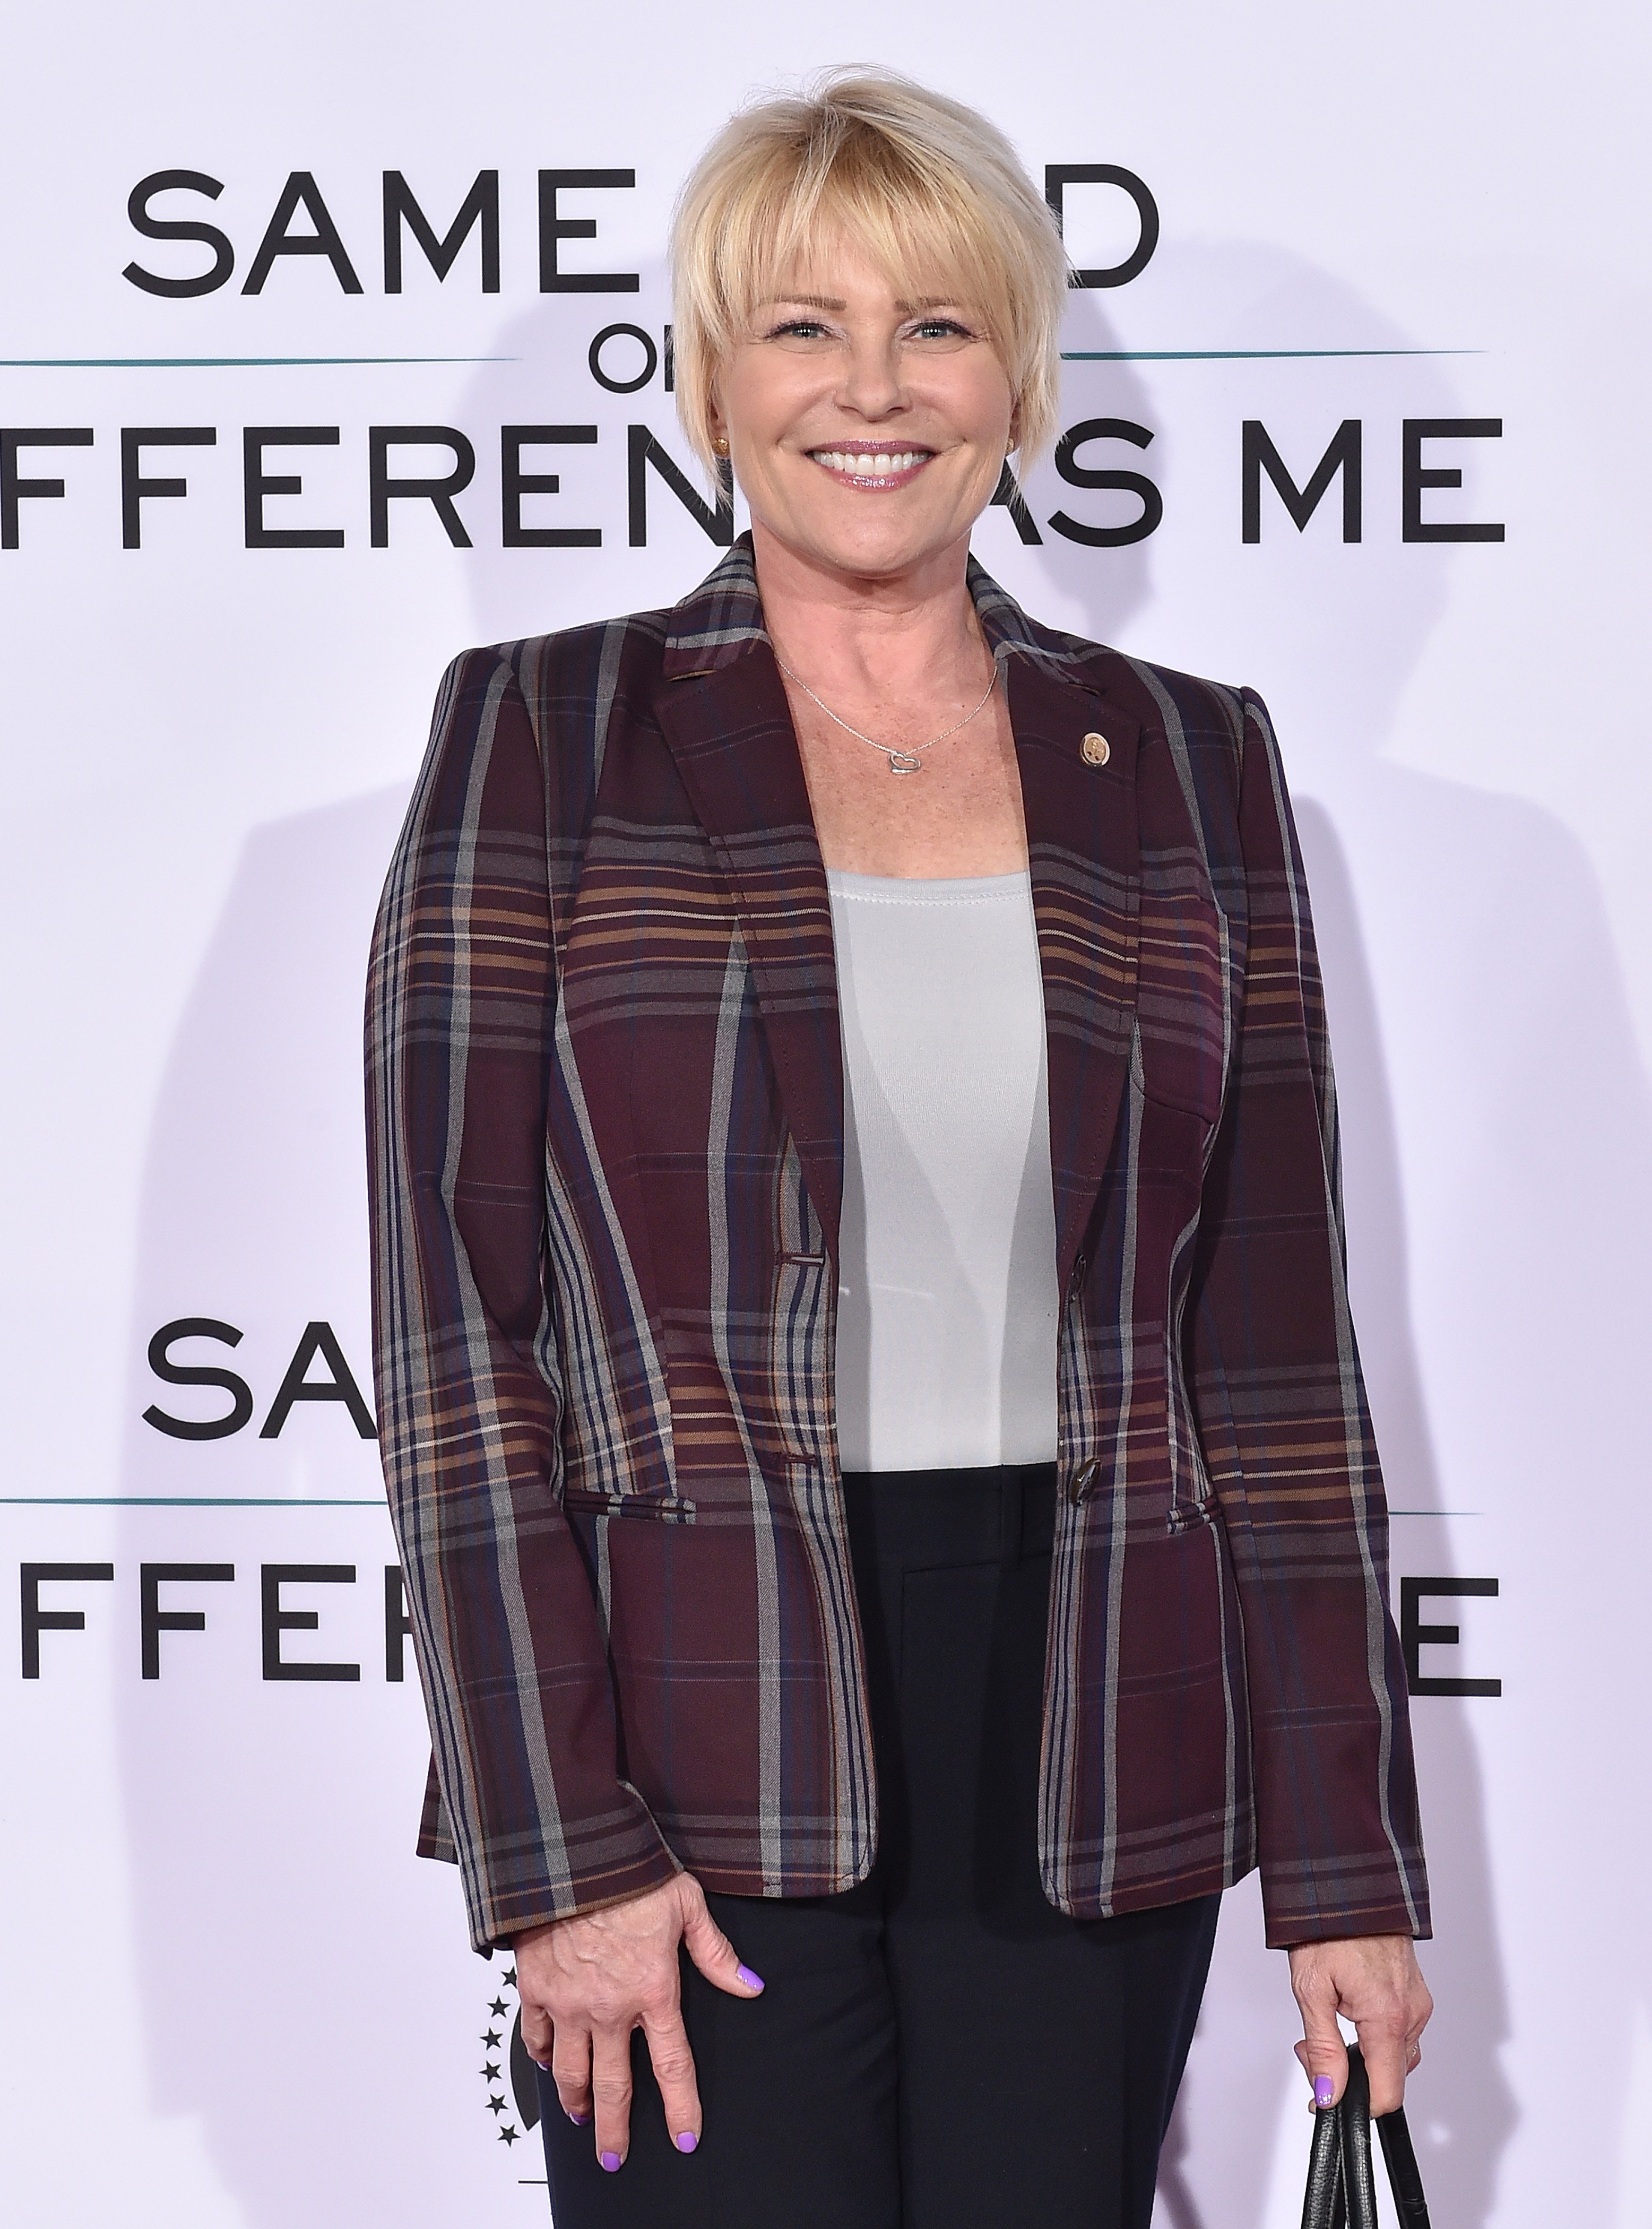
[498,2124,520,2145]
[503,1967,517,1988]
[481,2062,500,2082]
[482,2029,501,2049]
[489,1997,509,2017]
[487,2094,508,2116]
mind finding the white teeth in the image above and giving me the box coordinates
[815,450,926,474]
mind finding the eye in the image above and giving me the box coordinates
[909,316,975,342]
[767,317,831,341]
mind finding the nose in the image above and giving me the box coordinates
[835,330,906,424]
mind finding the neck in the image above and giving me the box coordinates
[750,519,985,693]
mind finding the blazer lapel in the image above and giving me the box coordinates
[654,557,844,1260]
[988,614,1141,1295]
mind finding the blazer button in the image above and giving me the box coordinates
[1067,1457,1102,1506]
[1081,732,1111,767]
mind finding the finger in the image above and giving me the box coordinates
[590,2025,635,2170]
[1292,2037,1339,2114]
[1357,2019,1409,2116]
[679,1881,765,1999]
[1293,1977,1350,2109]
[550,2026,593,2128]
[642,2006,704,2155]
[521,2001,553,2071]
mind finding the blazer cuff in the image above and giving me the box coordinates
[419,1768,682,1954]
[1260,1850,1433,1949]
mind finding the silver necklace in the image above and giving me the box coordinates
[773,651,999,774]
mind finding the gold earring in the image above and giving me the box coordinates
[712,434,730,457]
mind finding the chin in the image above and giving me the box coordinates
[798,515,965,582]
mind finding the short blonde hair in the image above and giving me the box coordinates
[670,70,1071,473]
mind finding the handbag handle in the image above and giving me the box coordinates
[1301,2042,1432,2229]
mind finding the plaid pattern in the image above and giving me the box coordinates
[367,536,1429,1952]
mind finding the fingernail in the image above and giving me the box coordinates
[600,2150,622,2173]
[736,1963,765,1992]
[1314,2076,1335,2109]
[675,2131,698,2154]
[566,2109,591,2126]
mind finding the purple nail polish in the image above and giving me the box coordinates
[566,2109,591,2126]
[1314,2076,1335,2109]
[675,2131,698,2154]
[736,1963,765,1992]
[600,2150,622,2173]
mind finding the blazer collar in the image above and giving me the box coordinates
[661,534,769,678]
[657,535,1141,1290]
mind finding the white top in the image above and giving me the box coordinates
[826,868,1060,1473]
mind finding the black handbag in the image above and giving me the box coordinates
[1301,2043,1432,2229]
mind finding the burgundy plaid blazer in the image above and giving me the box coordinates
[366,536,1429,1955]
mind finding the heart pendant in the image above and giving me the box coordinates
[887,751,923,774]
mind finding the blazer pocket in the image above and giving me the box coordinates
[1131,879,1230,1124]
[1133,1005,1227,1127]
[560,1486,697,1524]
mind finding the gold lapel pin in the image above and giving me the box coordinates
[1081,732,1111,767]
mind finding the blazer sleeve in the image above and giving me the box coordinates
[366,647,680,1952]
[1187,687,1431,1948]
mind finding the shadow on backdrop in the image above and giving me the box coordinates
[114,787,501,2227]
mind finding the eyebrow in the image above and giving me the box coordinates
[759,292,972,315]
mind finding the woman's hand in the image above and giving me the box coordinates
[1287,1933,1432,2115]
[515,1873,763,2171]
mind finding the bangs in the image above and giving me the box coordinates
[705,132,1013,352]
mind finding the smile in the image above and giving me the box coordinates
[808,448,934,486]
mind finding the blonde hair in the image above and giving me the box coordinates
[670,70,1071,473]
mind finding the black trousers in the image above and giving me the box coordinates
[539,1463,1219,2228]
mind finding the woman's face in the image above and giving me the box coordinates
[712,235,1015,584]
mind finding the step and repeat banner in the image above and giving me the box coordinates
[4,4,1648,2225]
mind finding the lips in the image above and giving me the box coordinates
[808,448,933,483]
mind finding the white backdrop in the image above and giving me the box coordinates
[4,4,1650,2224]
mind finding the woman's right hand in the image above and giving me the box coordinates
[515,1873,764,2171]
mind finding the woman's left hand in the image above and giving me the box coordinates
[1287,1933,1433,2115]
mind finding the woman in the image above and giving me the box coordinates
[367,70,1432,2229]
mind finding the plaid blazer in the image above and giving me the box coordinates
[367,535,1429,1955]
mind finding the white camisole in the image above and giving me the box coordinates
[825,868,1060,1474]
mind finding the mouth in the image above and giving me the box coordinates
[807,447,935,489]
